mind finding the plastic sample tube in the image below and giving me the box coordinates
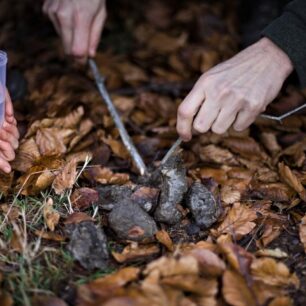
[0,51,7,126]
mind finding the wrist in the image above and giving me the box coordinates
[257,37,294,78]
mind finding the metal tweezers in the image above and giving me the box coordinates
[89,58,306,174]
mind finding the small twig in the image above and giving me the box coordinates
[89,59,147,175]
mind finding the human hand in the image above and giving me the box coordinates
[177,37,293,141]
[43,0,107,62]
[0,90,19,173]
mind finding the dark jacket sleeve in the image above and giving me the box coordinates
[262,0,306,87]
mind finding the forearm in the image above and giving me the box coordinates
[262,0,306,87]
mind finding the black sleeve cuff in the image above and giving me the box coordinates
[263,10,306,88]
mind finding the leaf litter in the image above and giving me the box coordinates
[0,0,306,305]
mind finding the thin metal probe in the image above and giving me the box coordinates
[161,103,306,165]
[160,137,183,165]
[89,59,147,175]
[259,103,306,122]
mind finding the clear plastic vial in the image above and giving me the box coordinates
[0,51,7,127]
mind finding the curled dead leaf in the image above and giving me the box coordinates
[155,230,174,252]
[112,243,160,263]
[213,202,257,239]
[43,198,60,231]
[299,215,306,253]
[52,158,78,194]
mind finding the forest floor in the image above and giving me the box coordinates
[0,1,306,305]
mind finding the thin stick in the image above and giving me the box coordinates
[89,59,147,175]
[160,137,182,165]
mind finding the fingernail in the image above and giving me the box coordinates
[4,166,11,173]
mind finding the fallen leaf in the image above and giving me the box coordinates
[0,291,13,306]
[84,166,130,185]
[188,249,226,277]
[255,248,288,259]
[32,295,68,306]
[222,269,256,306]
[222,137,267,161]
[71,187,99,210]
[299,215,306,253]
[155,230,174,251]
[77,267,140,302]
[112,243,160,263]
[161,274,217,296]
[52,158,78,194]
[36,128,74,155]
[64,212,93,225]
[12,138,41,172]
[43,198,60,231]
[144,255,198,277]
[213,202,257,239]
[268,296,294,306]
[278,162,306,201]
[199,144,238,165]
[251,257,299,288]
[34,230,65,242]
[102,137,129,160]
[0,172,13,196]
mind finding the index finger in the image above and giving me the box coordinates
[176,82,205,141]
[5,89,14,119]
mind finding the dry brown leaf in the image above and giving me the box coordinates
[26,106,85,137]
[0,204,20,221]
[10,231,23,252]
[102,137,130,160]
[35,230,65,242]
[260,132,281,155]
[43,198,60,231]
[255,248,288,259]
[52,158,77,194]
[69,119,94,150]
[223,137,268,160]
[77,267,140,302]
[221,185,241,205]
[249,182,294,202]
[36,128,74,155]
[155,230,174,251]
[144,255,199,278]
[222,270,256,306]
[147,31,187,54]
[84,166,130,185]
[278,162,306,201]
[161,274,217,296]
[199,144,238,165]
[112,243,160,263]
[32,295,68,306]
[140,269,184,306]
[64,212,93,225]
[116,62,148,85]
[0,291,13,306]
[188,249,226,277]
[71,187,99,210]
[12,138,41,172]
[213,202,257,239]
[299,215,306,253]
[251,257,299,288]
[189,167,228,185]
[218,243,254,276]
[268,296,294,306]
[0,172,13,196]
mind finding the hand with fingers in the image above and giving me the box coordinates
[176,37,294,141]
[0,90,19,174]
[43,0,107,62]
